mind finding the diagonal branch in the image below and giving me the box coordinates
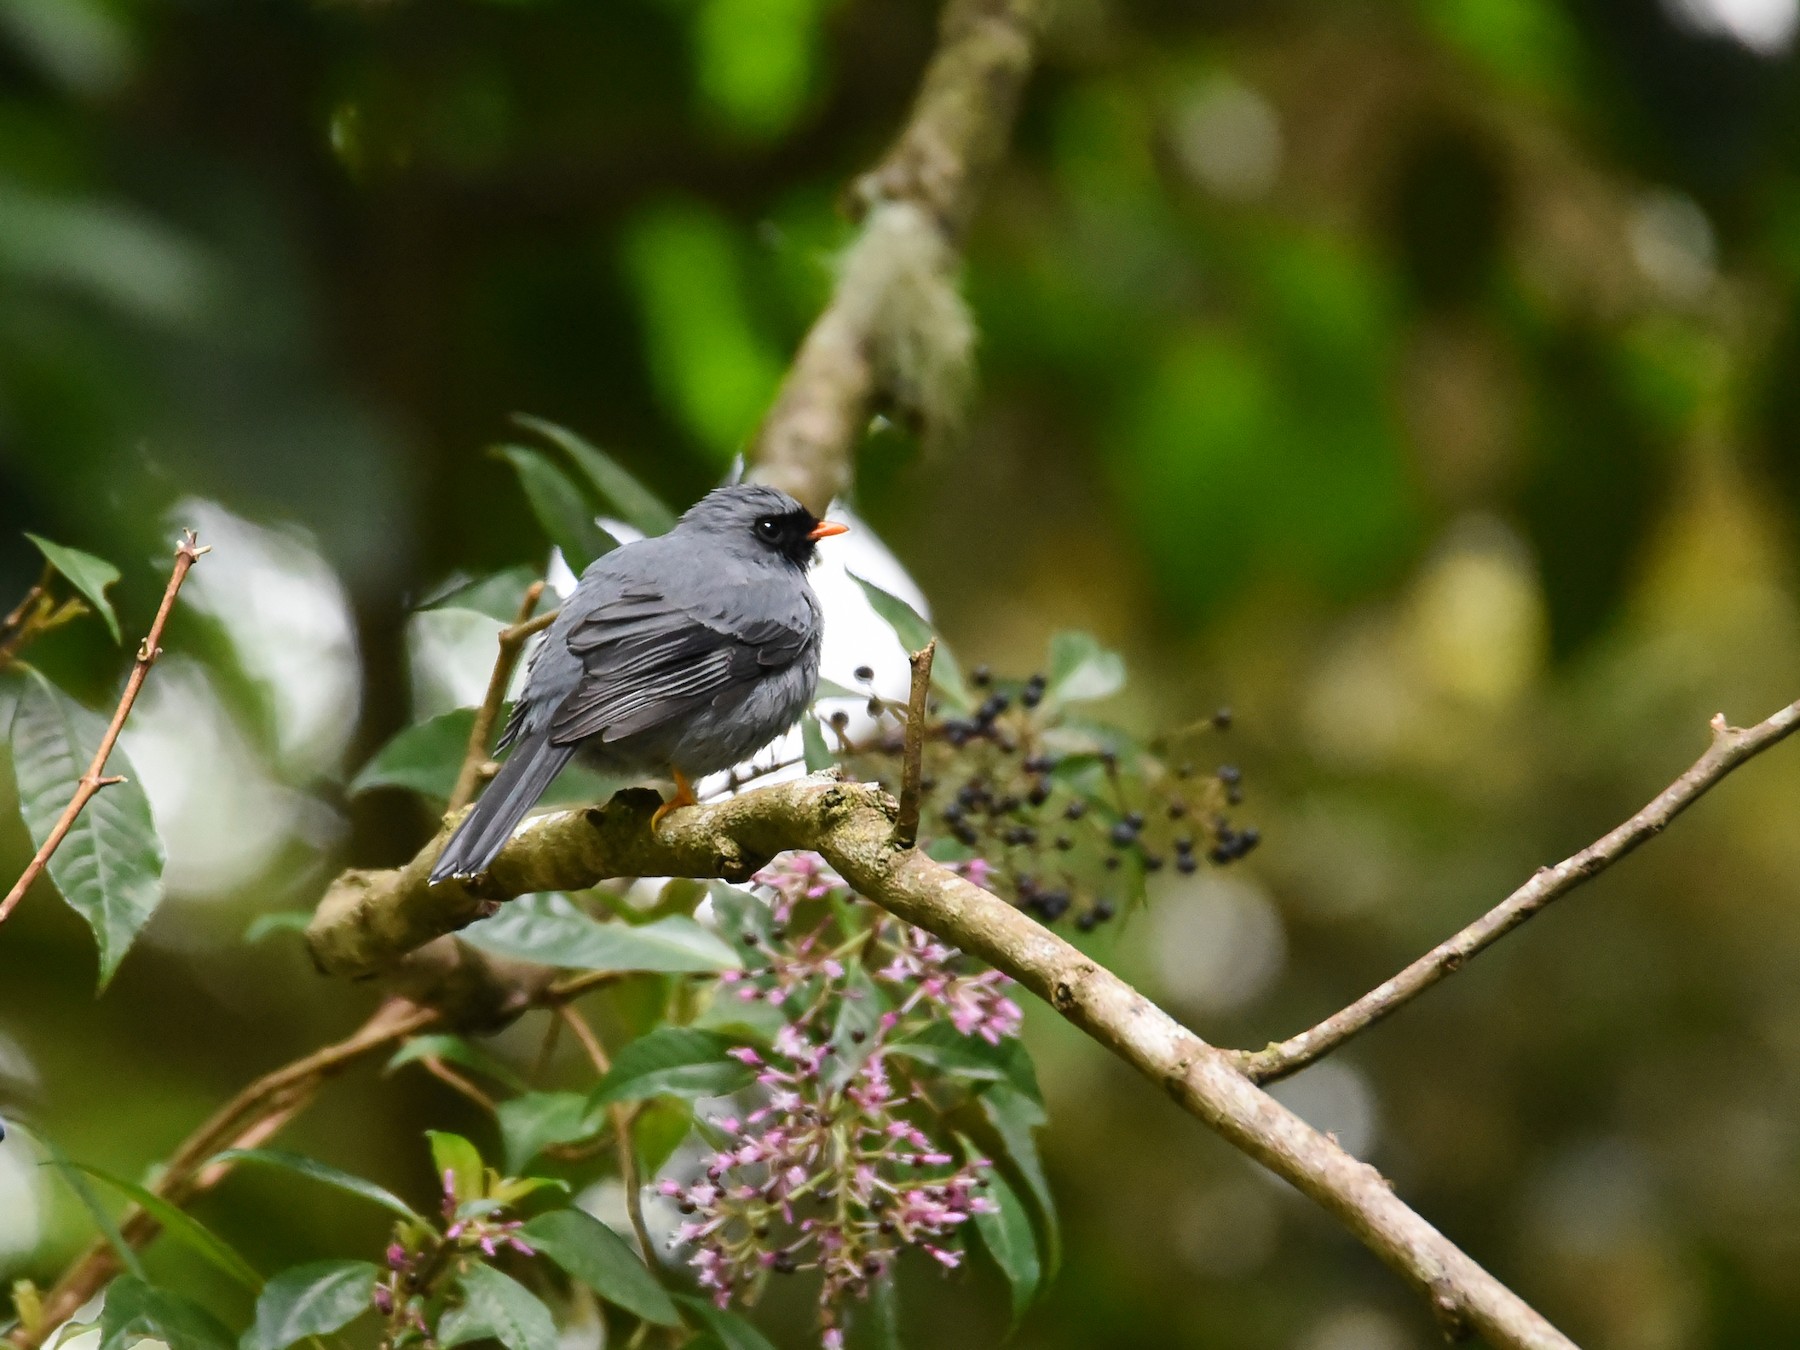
[4,965,630,1350]
[1237,701,1800,1085]
[0,531,209,928]
[302,779,1576,1349]
[751,0,1045,513]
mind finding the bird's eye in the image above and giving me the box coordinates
[754,517,783,543]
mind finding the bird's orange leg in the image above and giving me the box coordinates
[652,767,698,830]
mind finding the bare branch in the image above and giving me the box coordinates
[0,531,209,928]
[890,640,936,848]
[304,778,1576,1349]
[751,0,1045,512]
[558,1006,656,1263]
[0,562,55,667]
[447,583,556,816]
[3,959,636,1350]
[1238,701,1800,1085]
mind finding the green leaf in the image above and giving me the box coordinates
[846,574,971,710]
[814,677,862,701]
[496,444,618,574]
[1044,631,1125,706]
[244,911,311,944]
[514,415,678,538]
[885,1023,1010,1083]
[100,1276,235,1350]
[428,1131,486,1205]
[870,1274,904,1350]
[349,707,476,802]
[673,1297,778,1350]
[966,1156,1039,1324]
[825,963,886,1089]
[981,1085,1059,1278]
[496,1092,596,1174]
[26,534,120,643]
[587,1028,752,1110]
[521,1208,680,1326]
[800,712,833,772]
[418,566,543,623]
[209,1149,424,1223]
[44,1141,143,1280]
[440,1263,557,1350]
[705,881,771,946]
[65,1161,261,1291]
[9,668,164,988]
[462,893,741,974]
[387,1035,528,1093]
[241,1260,377,1350]
[632,1099,692,1177]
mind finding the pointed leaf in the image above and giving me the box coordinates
[67,1161,261,1290]
[496,444,617,574]
[674,1297,778,1350]
[44,1142,143,1280]
[1044,631,1125,706]
[101,1277,235,1350]
[966,1157,1039,1323]
[26,534,120,643]
[514,415,677,537]
[981,1086,1059,1278]
[208,1148,423,1223]
[521,1208,679,1326]
[846,575,970,710]
[241,1261,377,1350]
[587,1028,752,1109]
[387,1035,528,1093]
[428,1132,485,1205]
[885,1023,1010,1083]
[462,893,740,973]
[496,1092,596,1174]
[800,713,832,772]
[9,668,164,988]
[418,567,543,623]
[440,1263,557,1350]
[349,707,476,802]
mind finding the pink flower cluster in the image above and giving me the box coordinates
[658,854,1020,1346]
[372,1171,534,1330]
[660,1027,994,1345]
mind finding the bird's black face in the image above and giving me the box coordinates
[751,507,845,567]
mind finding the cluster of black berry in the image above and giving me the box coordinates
[829,662,1259,933]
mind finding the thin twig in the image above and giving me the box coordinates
[0,532,209,928]
[1237,703,1800,1084]
[559,1006,657,1264]
[0,563,55,667]
[890,640,935,849]
[7,966,634,1350]
[446,584,556,816]
[421,1057,498,1113]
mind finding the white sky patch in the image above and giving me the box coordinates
[1665,0,1798,53]
[173,499,360,777]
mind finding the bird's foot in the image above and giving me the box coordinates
[652,768,698,832]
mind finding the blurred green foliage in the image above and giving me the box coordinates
[4,0,1800,1346]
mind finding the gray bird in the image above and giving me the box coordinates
[429,484,847,883]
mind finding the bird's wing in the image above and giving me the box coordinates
[547,581,813,746]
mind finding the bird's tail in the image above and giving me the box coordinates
[429,732,575,883]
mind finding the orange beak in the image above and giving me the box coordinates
[807,519,850,541]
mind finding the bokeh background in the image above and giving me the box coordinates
[4,0,1800,1346]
